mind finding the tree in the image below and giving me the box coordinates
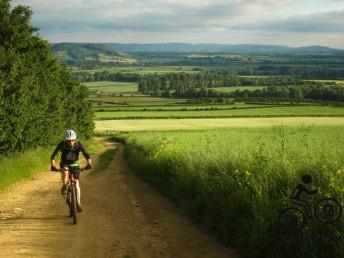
[0,0,94,154]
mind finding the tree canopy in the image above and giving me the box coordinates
[0,0,94,155]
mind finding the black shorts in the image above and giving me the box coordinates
[60,163,81,180]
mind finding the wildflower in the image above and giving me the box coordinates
[336,169,344,175]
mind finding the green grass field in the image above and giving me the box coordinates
[120,126,344,258]
[84,81,138,91]
[88,96,187,105]
[84,81,140,96]
[94,105,344,120]
[96,117,344,132]
[92,103,273,112]
[305,79,344,85]
[0,139,103,191]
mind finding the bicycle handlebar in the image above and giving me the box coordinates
[53,167,90,172]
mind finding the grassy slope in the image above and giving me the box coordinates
[0,139,104,191]
[121,126,344,258]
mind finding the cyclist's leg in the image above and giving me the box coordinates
[73,170,81,205]
[75,180,83,212]
[75,180,81,204]
[60,164,69,185]
[59,164,69,194]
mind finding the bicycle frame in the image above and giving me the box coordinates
[56,167,87,225]
[67,172,78,225]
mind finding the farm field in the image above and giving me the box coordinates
[306,79,344,85]
[94,105,344,120]
[96,117,344,132]
[92,103,278,111]
[121,126,344,258]
[84,81,138,94]
[89,96,187,105]
[84,81,267,96]
[77,65,199,74]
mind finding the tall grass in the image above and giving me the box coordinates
[90,148,117,175]
[120,126,344,258]
[0,139,103,191]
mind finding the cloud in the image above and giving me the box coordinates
[232,9,344,33]
[10,0,344,47]
[12,0,298,33]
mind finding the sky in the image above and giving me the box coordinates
[12,0,344,48]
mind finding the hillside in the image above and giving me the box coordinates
[52,43,344,67]
[52,43,138,66]
[105,43,344,55]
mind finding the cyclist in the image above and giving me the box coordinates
[290,174,318,217]
[50,129,92,212]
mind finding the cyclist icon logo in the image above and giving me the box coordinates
[279,174,342,235]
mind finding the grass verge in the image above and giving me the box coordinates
[91,147,117,175]
[0,138,103,191]
[118,127,344,258]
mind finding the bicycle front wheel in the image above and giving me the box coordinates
[70,185,78,225]
[314,197,342,224]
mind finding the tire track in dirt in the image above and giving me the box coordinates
[0,141,237,258]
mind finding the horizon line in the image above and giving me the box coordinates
[50,42,344,50]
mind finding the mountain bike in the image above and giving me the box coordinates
[57,167,89,225]
[279,196,342,234]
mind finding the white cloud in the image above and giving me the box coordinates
[11,0,344,47]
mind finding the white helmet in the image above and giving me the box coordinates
[65,130,77,140]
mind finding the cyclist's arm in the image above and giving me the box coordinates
[305,188,318,195]
[299,184,317,195]
[51,141,63,166]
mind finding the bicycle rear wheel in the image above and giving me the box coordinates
[279,207,305,234]
[70,185,78,225]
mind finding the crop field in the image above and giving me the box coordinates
[94,105,344,120]
[97,54,137,64]
[84,81,139,95]
[120,126,344,257]
[89,96,187,105]
[92,103,276,112]
[84,81,138,92]
[96,117,344,132]
[306,79,344,85]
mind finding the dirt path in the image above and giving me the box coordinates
[0,141,237,258]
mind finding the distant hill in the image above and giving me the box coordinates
[52,43,344,60]
[104,43,344,55]
[52,43,137,65]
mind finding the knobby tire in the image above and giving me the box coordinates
[70,185,78,225]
